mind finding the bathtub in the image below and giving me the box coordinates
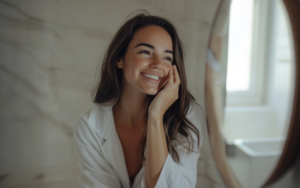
[228,137,285,188]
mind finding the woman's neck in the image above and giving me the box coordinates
[113,86,151,130]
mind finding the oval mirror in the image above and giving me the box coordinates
[205,0,299,187]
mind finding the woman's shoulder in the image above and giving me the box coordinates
[185,100,205,143]
[78,102,113,120]
[187,100,204,121]
[73,103,114,139]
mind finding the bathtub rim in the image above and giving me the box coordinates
[234,137,286,157]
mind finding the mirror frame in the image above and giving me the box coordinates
[205,0,242,187]
[262,0,300,186]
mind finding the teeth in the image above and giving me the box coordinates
[143,73,159,80]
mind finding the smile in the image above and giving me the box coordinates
[140,73,161,83]
[142,73,160,80]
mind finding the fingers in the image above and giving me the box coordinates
[168,66,174,85]
[165,65,181,89]
[173,65,180,85]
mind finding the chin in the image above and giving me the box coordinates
[145,90,158,96]
[143,88,159,95]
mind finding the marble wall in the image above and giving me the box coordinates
[0,0,225,187]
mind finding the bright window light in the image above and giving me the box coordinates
[226,0,254,91]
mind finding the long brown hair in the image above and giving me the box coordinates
[92,10,201,164]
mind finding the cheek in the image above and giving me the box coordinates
[123,58,147,81]
[126,56,148,70]
[163,64,172,76]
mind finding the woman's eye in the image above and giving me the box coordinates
[165,57,172,62]
[139,50,150,55]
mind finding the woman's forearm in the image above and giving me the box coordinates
[145,114,168,188]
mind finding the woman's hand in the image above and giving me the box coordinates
[148,65,181,120]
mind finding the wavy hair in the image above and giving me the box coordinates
[92,10,201,164]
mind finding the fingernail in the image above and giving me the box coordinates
[171,69,173,74]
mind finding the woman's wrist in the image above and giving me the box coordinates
[148,112,163,125]
[148,112,159,120]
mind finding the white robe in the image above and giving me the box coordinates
[73,100,204,188]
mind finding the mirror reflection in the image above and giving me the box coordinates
[225,0,295,186]
[206,0,295,188]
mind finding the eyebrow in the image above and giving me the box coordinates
[135,43,173,54]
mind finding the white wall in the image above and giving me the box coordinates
[265,0,295,138]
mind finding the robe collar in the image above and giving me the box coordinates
[94,102,147,188]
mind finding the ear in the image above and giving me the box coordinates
[116,58,124,69]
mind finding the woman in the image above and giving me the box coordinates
[73,11,204,188]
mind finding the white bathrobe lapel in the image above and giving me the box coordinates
[100,103,131,188]
[97,102,147,188]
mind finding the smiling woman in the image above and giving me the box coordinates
[115,25,173,95]
[73,11,204,188]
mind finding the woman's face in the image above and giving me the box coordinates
[117,25,173,95]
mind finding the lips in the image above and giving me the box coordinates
[140,71,163,78]
[140,72,161,83]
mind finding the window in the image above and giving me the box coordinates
[223,0,295,141]
[226,0,271,106]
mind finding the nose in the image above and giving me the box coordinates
[150,55,163,69]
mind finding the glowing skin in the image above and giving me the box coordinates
[116,25,173,95]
